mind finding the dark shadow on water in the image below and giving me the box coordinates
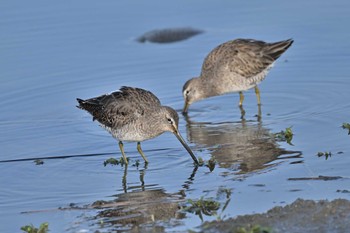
[0,152,116,164]
[137,27,203,43]
[184,115,301,175]
[0,148,171,164]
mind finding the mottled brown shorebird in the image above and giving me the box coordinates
[77,86,199,165]
[182,38,294,113]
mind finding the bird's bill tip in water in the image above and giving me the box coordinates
[182,101,189,114]
[174,131,199,165]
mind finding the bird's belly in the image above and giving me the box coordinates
[101,124,158,142]
[216,65,273,93]
[214,75,255,94]
[245,69,270,88]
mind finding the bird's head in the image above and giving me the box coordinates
[161,106,199,165]
[182,77,202,114]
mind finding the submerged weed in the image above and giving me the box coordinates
[206,157,216,171]
[274,126,294,145]
[181,187,232,221]
[197,156,216,171]
[198,156,205,166]
[33,159,44,165]
[103,157,119,166]
[317,151,332,160]
[342,123,350,135]
[182,197,220,221]
[21,222,49,233]
[132,160,140,167]
[103,157,129,166]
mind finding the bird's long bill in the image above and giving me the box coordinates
[174,131,199,165]
[182,101,189,114]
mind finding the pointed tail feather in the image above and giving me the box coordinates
[267,39,293,60]
[76,98,85,109]
[76,98,102,117]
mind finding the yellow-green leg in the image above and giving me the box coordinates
[239,91,244,106]
[257,104,262,122]
[255,86,261,105]
[118,141,128,165]
[137,142,149,163]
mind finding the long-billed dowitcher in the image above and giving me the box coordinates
[77,86,199,165]
[182,38,293,113]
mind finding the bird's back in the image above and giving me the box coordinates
[200,38,293,79]
[77,86,161,129]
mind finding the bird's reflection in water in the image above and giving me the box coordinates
[92,188,186,230]
[185,115,301,174]
[88,164,199,231]
[239,104,262,121]
[121,163,147,193]
[120,161,198,193]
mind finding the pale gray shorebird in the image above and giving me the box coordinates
[182,38,293,113]
[77,86,199,165]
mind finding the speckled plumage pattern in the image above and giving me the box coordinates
[77,86,198,165]
[77,87,165,141]
[182,38,293,113]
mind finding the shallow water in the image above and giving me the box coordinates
[1,0,350,232]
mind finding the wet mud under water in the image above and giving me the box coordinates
[201,198,350,233]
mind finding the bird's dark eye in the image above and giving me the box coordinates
[167,118,173,124]
[183,90,190,97]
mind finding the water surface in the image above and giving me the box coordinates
[1,0,350,232]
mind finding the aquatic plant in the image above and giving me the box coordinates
[182,197,220,221]
[181,187,232,221]
[317,151,332,160]
[197,156,217,171]
[206,157,216,171]
[103,157,129,166]
[133,160,140,167]
[33,159,44,165]
[342,123,350,135]
[198,156,205,166]
[216,188,232,219]
[21,222,49,233]
[274,126,293,145]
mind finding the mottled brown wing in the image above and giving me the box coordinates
[201,39,292,79]
[118,86,161,106]
[77,86,161,128]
